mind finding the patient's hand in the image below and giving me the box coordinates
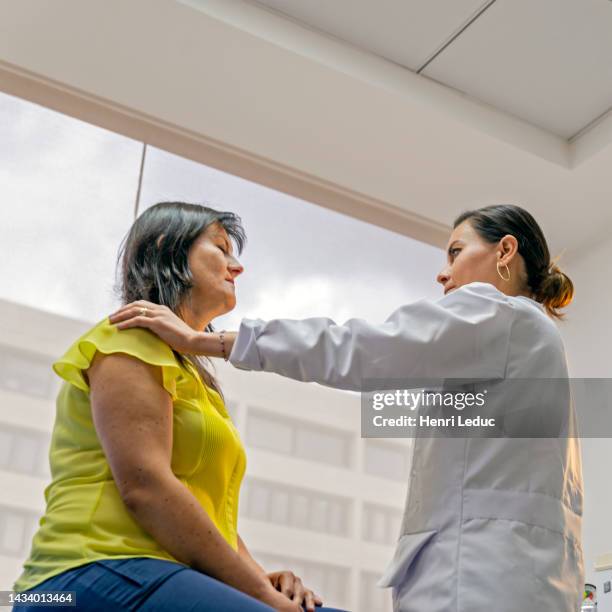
[268,571,323,612]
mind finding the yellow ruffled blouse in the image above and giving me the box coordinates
[14,318,246,592]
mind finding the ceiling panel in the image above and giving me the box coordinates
[252,0,490,71]
[422,0,612,138]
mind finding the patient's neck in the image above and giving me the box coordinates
[179,302,215,332]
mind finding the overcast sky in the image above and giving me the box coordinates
[0,91,445,332]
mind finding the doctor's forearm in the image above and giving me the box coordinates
[195,318,378,388]
[225,318,365,389]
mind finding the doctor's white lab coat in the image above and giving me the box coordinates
[229,281,584,612]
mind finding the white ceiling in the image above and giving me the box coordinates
[250,0,488,71]
[252,0,612,139]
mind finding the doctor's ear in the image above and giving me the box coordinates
[497,235,519,264]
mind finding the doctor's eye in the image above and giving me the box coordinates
[449,248,461,258]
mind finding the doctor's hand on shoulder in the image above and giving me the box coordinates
[109,300,230,357]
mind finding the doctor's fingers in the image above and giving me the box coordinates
[109,300,167,322]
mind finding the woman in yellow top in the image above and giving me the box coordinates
[14,202,343,612]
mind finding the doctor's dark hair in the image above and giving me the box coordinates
[453,204,573,320]
[116,201,246,391]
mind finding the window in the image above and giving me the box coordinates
[240,478,351,537]
[0,431,12,467]
[0,506,39,558]
[0,344,57,400]
[0,91,142,322]
[245,408,353,469]
[2,513,26,555]
[137,145,443,333]
[363,439,411,482]
[294,424,352,468]
[362,503,403,545]
[245,410,294,455]
[0,424,50,478]
[0,89,443,609]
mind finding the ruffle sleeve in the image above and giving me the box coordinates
[53,318,183,399]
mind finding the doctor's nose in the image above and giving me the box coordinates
[437,267,450,286]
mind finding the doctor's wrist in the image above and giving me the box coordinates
[191,331,237,359]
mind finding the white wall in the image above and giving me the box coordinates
[561,235,612,583]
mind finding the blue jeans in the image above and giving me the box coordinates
[14,557,349,611]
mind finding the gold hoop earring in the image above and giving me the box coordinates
[496,261,511,282]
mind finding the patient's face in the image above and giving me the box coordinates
[187,223,243,319]
[436,220,501,295]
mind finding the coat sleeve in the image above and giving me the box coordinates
[228,282,515,391]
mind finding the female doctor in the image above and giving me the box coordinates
[110,204,584,612]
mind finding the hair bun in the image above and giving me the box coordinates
[536,263,574,318]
